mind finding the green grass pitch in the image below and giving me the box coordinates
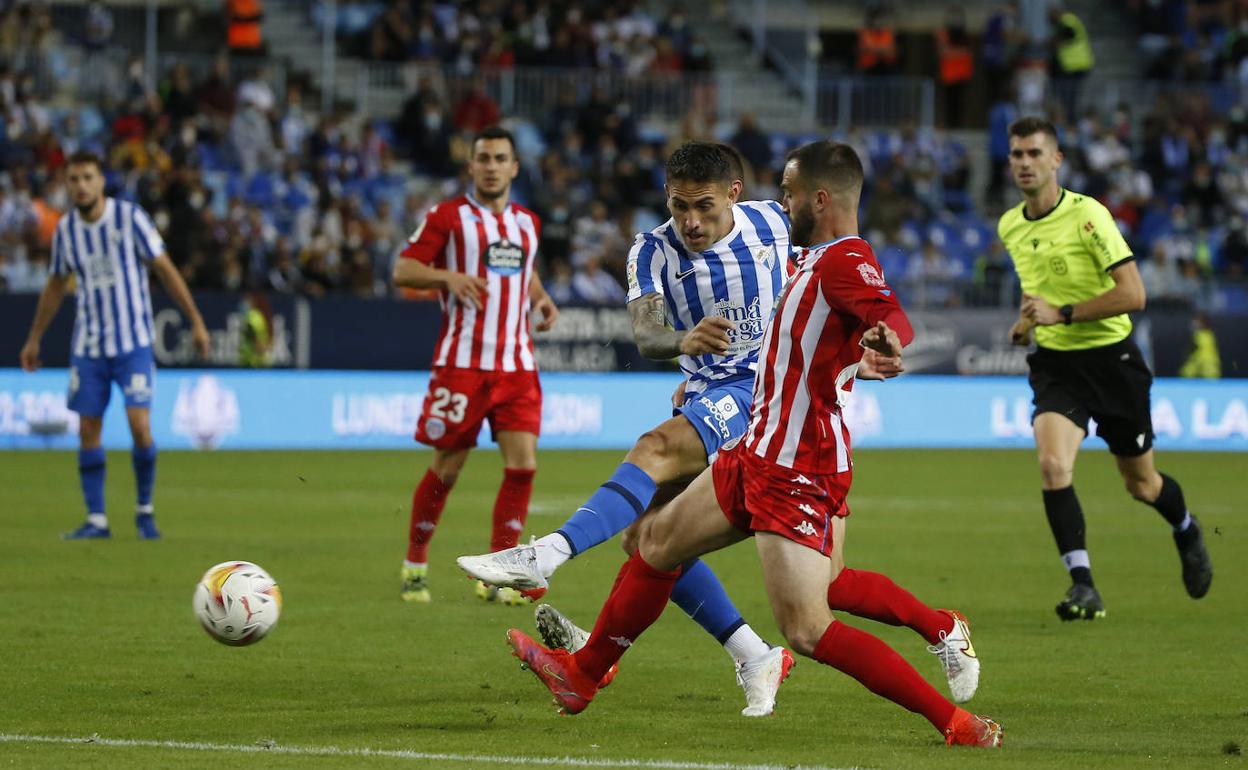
[0,448,1243,769]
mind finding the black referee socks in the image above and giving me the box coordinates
[1043,486,1094,586]
[1147,473,1190,530]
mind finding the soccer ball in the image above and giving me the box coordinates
[192,561,282,646]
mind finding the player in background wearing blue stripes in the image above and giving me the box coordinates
[20,151,210,540]
[460,142,904,716]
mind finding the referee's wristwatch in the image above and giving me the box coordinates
[1059,304,1075,325]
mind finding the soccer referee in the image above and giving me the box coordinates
[999,117,1212,621]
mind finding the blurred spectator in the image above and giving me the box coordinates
[971,240,1014,306]
[857,7,899,75]
[572,199,625,271]
[1179,313,1222,378]
[981,2,1020,101]
[730,113,771,185]
[935,7,975,129]
[227,0,266,57]
[229,97,277,175]
[1221,216,1248,276]
[905,239,964,307]
[453,78,501,133]
[237,65,276,115]
[546,258,580,305]
[572,254,625,305]
[1050,5,1094,119]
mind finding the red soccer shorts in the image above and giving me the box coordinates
[414,367,542,450]
[711,441,851,556]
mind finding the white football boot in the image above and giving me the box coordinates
[927,609,980,703]
[736,646,796,717]
[456,539,547,591]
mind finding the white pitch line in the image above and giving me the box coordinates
[0,734,870,770]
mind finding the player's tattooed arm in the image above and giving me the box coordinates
[629,293,684,360]
[629,293,733,360]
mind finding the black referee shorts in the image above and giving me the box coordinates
[1027,337,1154,457]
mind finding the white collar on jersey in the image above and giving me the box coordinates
[466,191,510,215]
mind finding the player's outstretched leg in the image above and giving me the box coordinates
[814,621,1001,747]
[132,443,159,539]
[65,446,110,540]
[509,552,679,715]
[534,604,618,688]
[458,461,658,592]
[825,568,978,702]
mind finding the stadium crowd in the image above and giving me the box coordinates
[329,0,713,74]
[0,0,1243,314]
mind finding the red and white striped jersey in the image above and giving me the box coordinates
[746,235,913,474]
[400,194,541,371]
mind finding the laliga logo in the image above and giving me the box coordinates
[172,375,241,449]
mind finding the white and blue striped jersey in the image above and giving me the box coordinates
[626,200,791,396]
[50,198,162,358]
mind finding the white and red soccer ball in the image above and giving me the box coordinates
[192,561,282,646]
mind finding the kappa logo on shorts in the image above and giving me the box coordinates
[792,521,818,537]
[797,503,818,518]
[609,636,633,648]
[425,417,447,440]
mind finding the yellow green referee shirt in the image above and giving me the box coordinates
[998,189,1134,351]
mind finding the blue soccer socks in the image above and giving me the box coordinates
[132,443,157,508]
[671,558,749,645]
[78,447,107,518]
[557,462,657,555]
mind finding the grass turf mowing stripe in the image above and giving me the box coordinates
[0,734,869,770]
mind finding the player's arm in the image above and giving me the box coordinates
[19,273,70,372]
[393,206,487,308]
[1022,261,1145,325]
[528,271,558,331]
[150,253,211,358]
[628,292,733,359]
[1023,204,1143,326]
[820,254,915,356]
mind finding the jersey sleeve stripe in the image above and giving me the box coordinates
[630,236,660,299]
[1105,255,1135,272]
[132,207,163,260]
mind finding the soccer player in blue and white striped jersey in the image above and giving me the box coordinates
[460,143,813,716]
[20,151,209,540]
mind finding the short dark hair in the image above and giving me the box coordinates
[1008,116,1059,146]
[665,141,736,186]
[785,140,863,198]
[714,143,746,184]
[66,149,104,172]
[473,125,517,156]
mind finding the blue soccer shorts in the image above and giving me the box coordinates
[68,346,156,417]
[676,377,755,462]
